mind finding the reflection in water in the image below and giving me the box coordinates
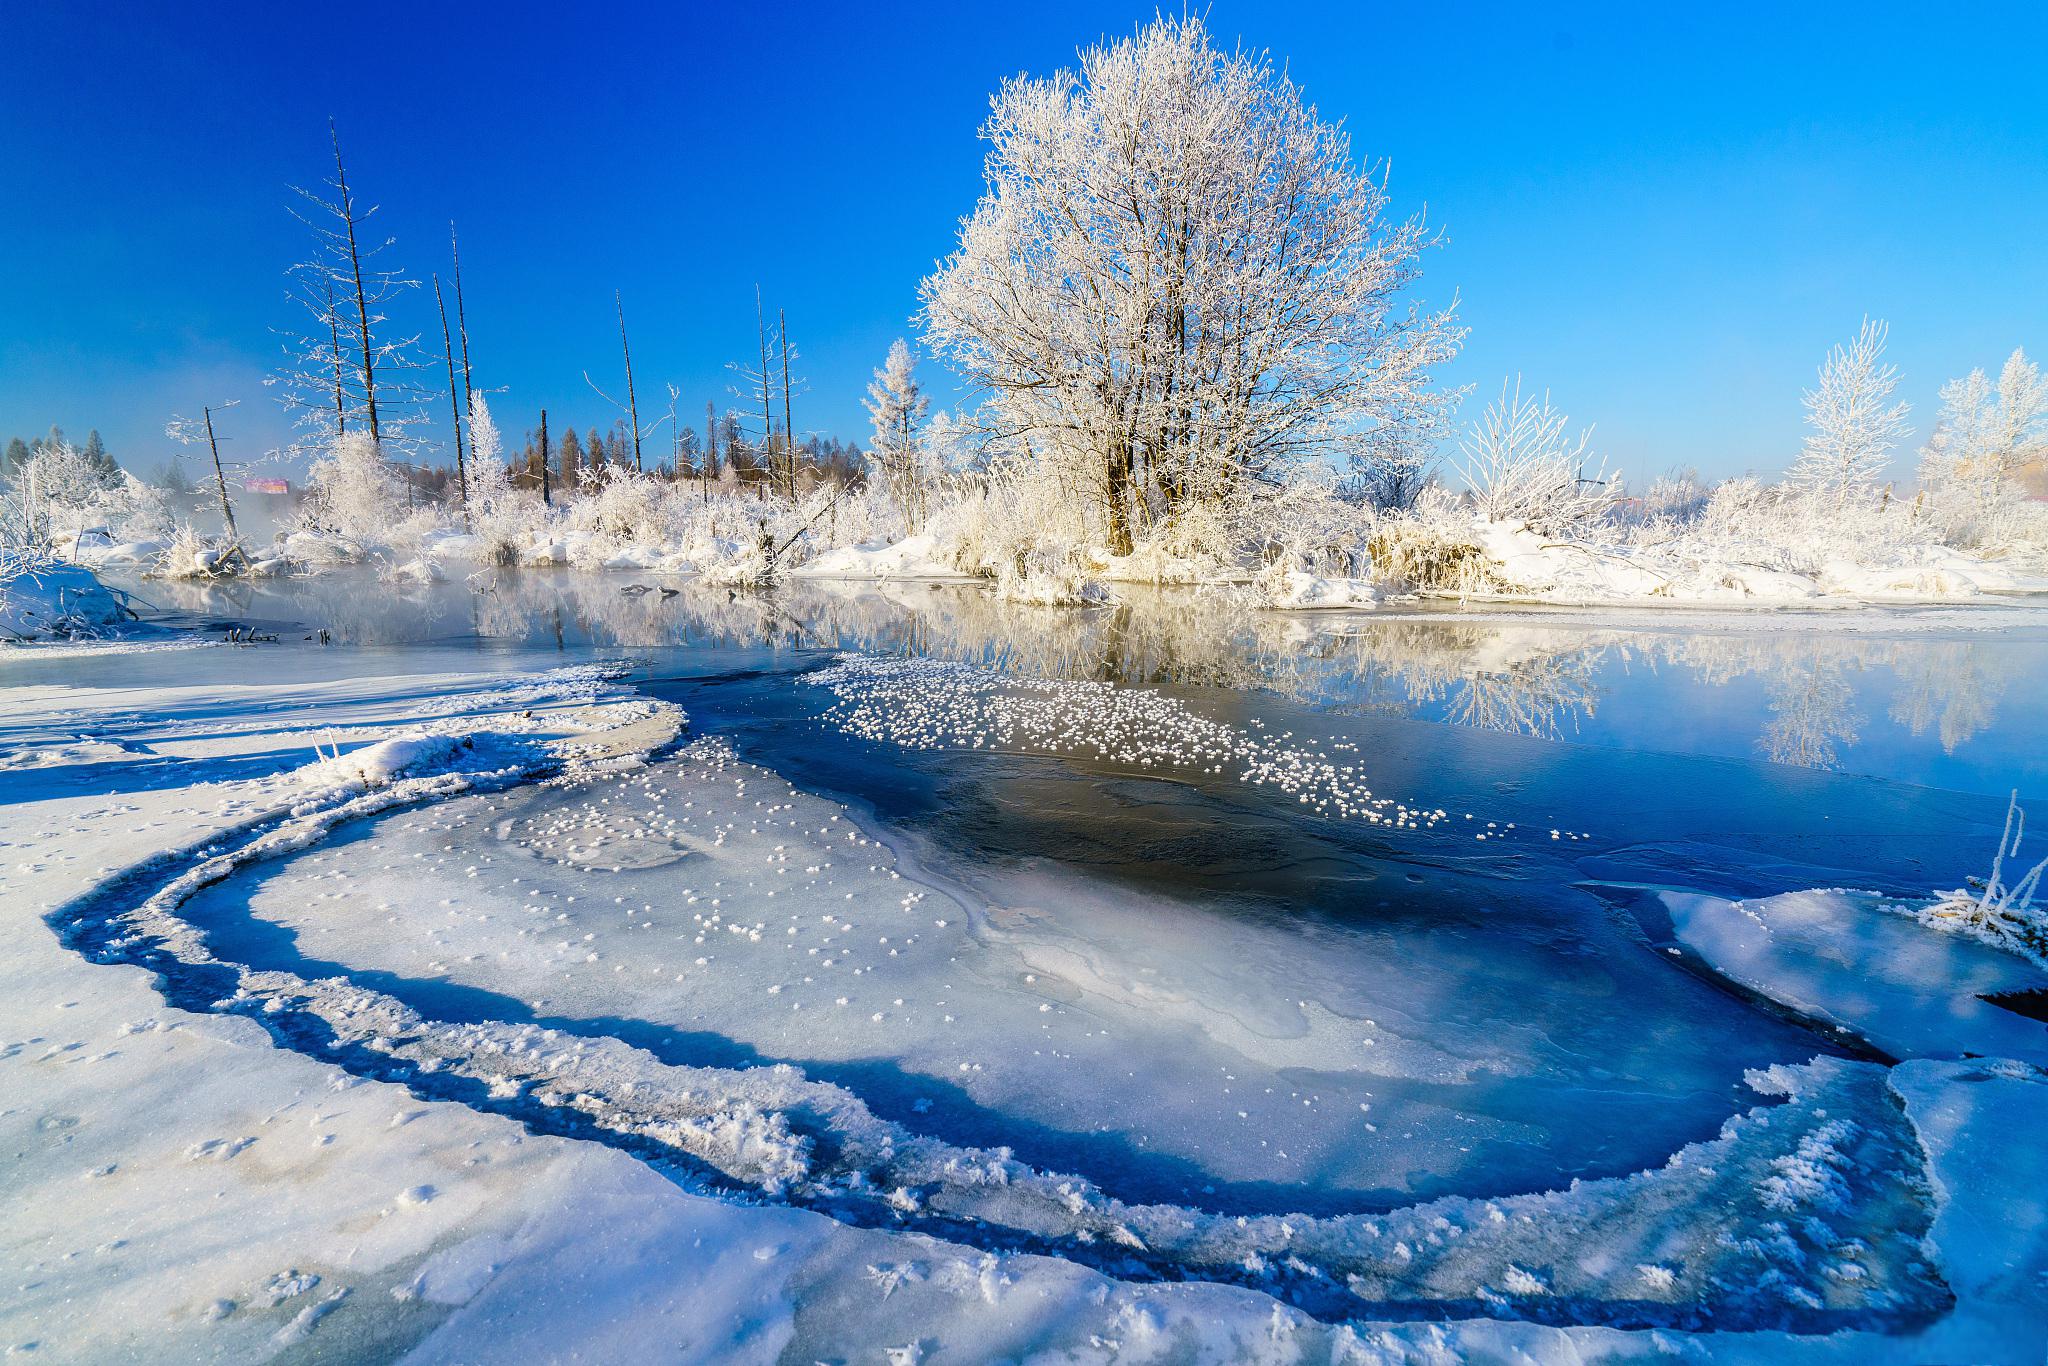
[115,567,2045,783]
[1759,651,1865,771]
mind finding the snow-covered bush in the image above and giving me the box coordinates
[300,432,398,554]
[566,464,674,561]
[1,441,169,557]
[1457,381,1618,537]
[1364,487,1502,594]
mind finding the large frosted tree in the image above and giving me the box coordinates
[920,16,1460,553]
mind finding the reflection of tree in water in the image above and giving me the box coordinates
[1758,649,1865,769]
[107,567,2023,766]
[1887,642,2005,754]
[1442,651,1602,738]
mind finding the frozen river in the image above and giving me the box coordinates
[8,567,2045,1348]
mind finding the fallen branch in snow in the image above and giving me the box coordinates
[1925,789,2048,967]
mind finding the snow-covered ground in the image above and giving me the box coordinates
[4,591,2047,1361]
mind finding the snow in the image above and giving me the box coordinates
[1463,518,2048,607]
[793,532,965,581]
[1262,568,1379,610]
[0,561,129,641]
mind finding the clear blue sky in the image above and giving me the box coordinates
[2,1,2043,483]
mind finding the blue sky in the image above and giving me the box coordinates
[2,2,2043,484]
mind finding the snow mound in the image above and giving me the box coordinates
[1262,569,1377,610]
[0,561,129,641]
[294,733,479,789]
[795,534,963,581]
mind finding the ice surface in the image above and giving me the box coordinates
[8,578,2048,1360]
[1667,889,2048,1064]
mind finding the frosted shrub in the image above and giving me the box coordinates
[1458,380,1618,537]
[1618,468,1713,539]
[301,433,398,554]
[567,464,673,559]
[994,547,1109,605]
[926,456,1095,580]
[1365,490,1501,594]
[0,441,163,555]
[1117,498,1246,584]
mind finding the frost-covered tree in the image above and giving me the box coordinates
[1,441,168,553]
[863,339,933,529]
[1789,320,1909,501]
[302,432,399,546]
[462,392,537,558]
[1924,348,2047,489]
[921,15,1461,554]
[1994,348,2048,468]
[1916,347,2048,549]
[272,120,429,452]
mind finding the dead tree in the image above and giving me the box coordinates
[619,291,644,473]
[779,308,796,495]
[757,286,776,491]
[538,409,552,507]
[278,119,428,454]
[433,273,471,529]
[450,223,475,422]
[582,292,658,474]
[166,401,241,542]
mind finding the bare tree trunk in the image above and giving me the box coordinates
[203,406,238,541]
[779,308,796,498]
[756,286,774,494]
[323,275,347,436]
[434,273,471,530]
[330,120,382,446]
[539,409,552,507]
[450,223,474,422]
[1104,433,1134,555]
[616,290,643,473]
[704,401,716,506]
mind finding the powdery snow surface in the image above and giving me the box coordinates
[4,637,2048,1361]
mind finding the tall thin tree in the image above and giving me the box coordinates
[433,273,471,529]
[450,223,475,423]
[618,291,644,472]
[330,120,382,444]
[756,286,775,490]
[779,307,796,496]
[538,409,552,506]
